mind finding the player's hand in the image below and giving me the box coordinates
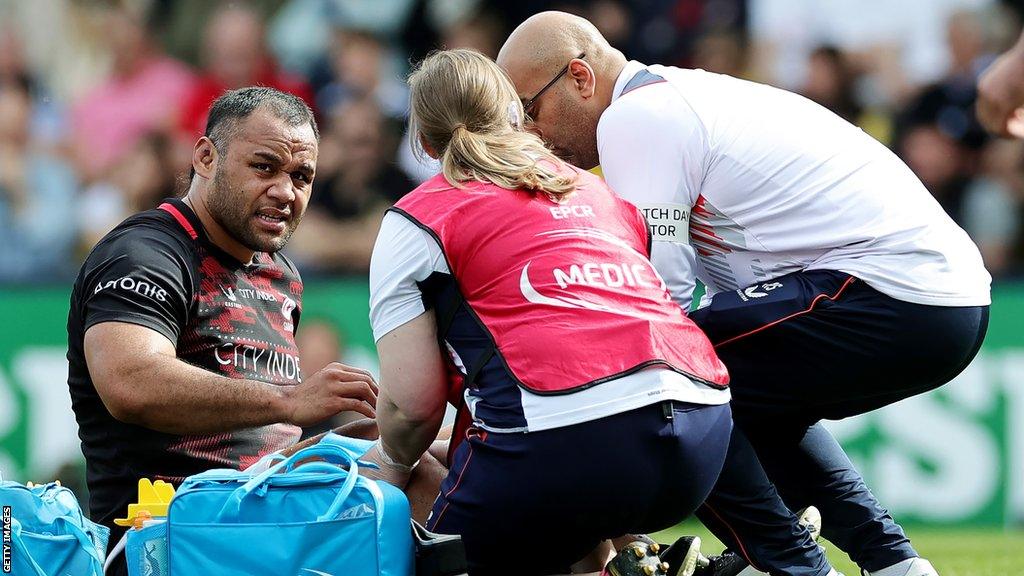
[283,362,378,426]
[977,43,1024,139]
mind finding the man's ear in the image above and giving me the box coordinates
[192,136,218,180]
[569,59,596,99]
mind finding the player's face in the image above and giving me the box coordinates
[209,110,318,255]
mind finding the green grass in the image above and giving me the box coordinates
[652,522,1024,576]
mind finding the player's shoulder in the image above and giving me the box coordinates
[72,205,199,310]
[84,206,196,270]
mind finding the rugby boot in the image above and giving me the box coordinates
[657,536,706,576]
[603,541,671,576]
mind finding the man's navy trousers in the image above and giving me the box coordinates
[690,270,989,575]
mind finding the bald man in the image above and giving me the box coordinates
[498,12,991,576]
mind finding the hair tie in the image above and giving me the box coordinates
[452,123,468,136]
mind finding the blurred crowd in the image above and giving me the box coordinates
[2,0,1024,282]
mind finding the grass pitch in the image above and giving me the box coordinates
[653,522,1024,576]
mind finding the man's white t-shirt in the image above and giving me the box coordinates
[368,210,729,433]
[597,61,992,310]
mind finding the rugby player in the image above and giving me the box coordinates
[67,87,377,575]
[498,12,991,576]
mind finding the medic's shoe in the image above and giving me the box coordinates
[799,506,823,544]
[694,506,824,576]
[862,557,938,576]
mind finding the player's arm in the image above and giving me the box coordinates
[978,31,1024,139]
[85,323,377,434]
[81,229,376,435]
[597,88,707,310]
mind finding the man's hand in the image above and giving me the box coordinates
[283,362,378,426]
[978,36,1024,139]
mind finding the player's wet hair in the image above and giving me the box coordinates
[408,49,576,197]
[204,87,318,153]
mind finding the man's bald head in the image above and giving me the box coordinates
[497,11,627,169]
[497,11,620,85]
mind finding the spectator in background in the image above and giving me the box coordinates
[584,0,633,49]
[946,9,995,87]
[70,4,195,184]
[801,46,863,124]
[798,44,898,145]
[897,119,974,224]
[0,26,65,148]
[0,80,78,282]
[77,132,181,251]
[626,0,746,67]
[973,18,1024,277]
[963,139,1024,276]
[289,98,413,274]
[749,0,993,108]
[693,29,749,77]
[314,28,408,120]
[896,9,997,230]
[177,2,314,139]
[158,0,286,66]
[920,9,996,139]
[439,8,507,58]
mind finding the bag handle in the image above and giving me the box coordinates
[218,443,361,522]
[318,432,375,458]
[287,461,349,476]
[54,516,107,570]
[9,518,48,576]
[10,516,105,576]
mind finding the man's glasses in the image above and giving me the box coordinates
[522,52,586,119]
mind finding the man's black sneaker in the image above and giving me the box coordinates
[693,550,752,576]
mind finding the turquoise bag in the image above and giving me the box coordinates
[0,472,109,576]
[167,436,414,576]
[124,520,169,576]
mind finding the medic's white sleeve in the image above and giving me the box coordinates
[368,211,449,342]
[596,85,708,310]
